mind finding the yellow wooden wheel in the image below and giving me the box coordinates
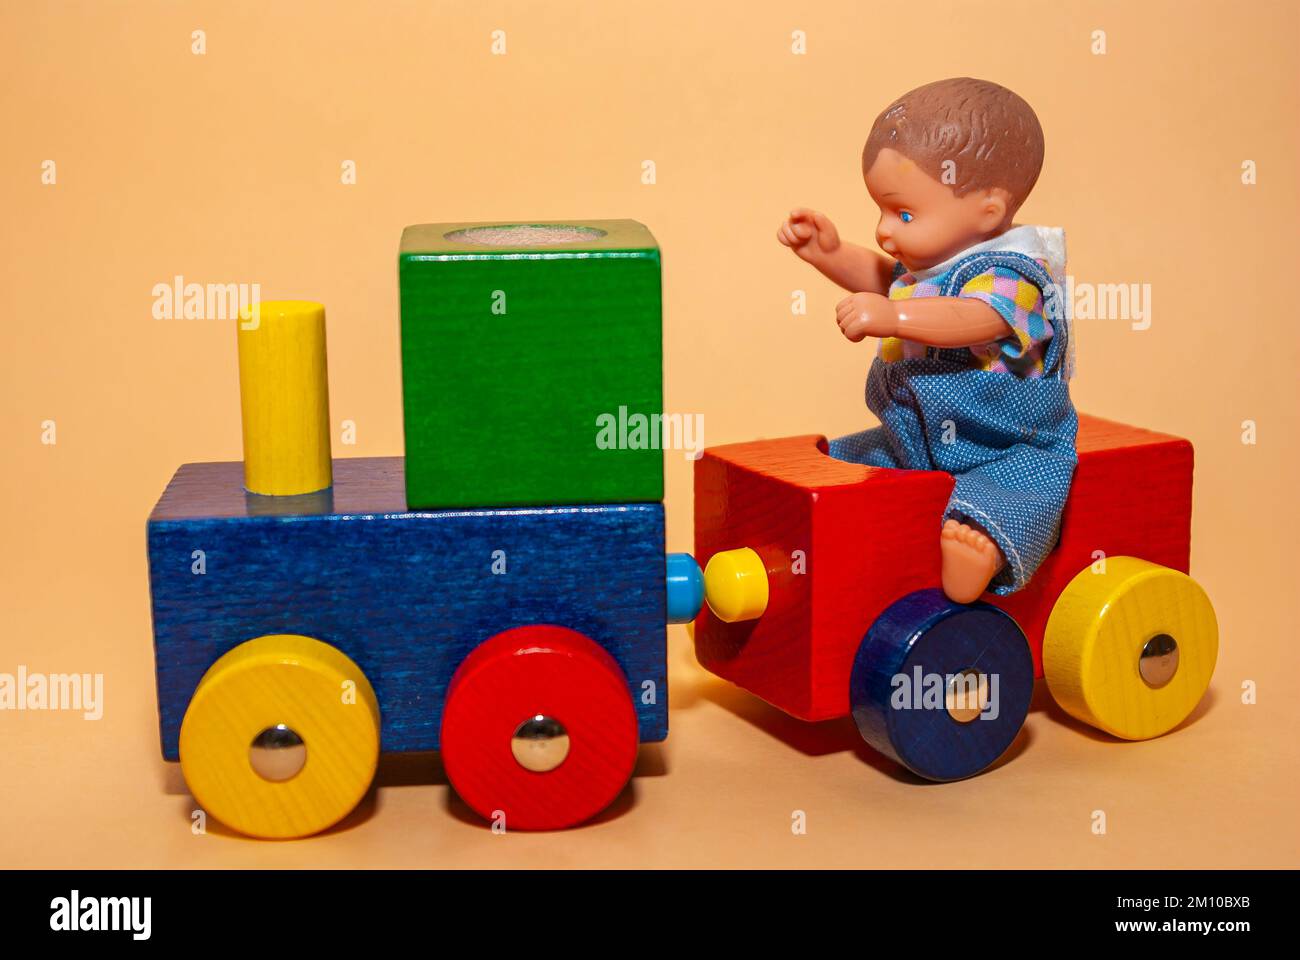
[1043,557,1217,740]
[179,634,381,839]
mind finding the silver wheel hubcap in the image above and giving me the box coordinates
[250,724,307,782]
[511,715,570,772]
[1139,633,1179,688]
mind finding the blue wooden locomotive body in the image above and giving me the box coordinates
[148,457,669,763]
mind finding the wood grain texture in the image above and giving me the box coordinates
[441,625,639,831]
[694,435,953,721]
[236,301,332,496]
[692,414,1196,721]
[1043,557,1217,740]
[179,633,380,839]
[849,589,1034,781]
[147,456,668,762]
[399,219,663,509]
[990,415,1193,674]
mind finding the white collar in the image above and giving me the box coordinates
[906,224,1067,282]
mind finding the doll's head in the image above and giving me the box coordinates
[862,77,1044,271]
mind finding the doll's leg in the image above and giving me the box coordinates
[940,444,1075,601]
[827,427,905,468]
[939,516,1006,604]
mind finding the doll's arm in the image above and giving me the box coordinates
[836,292,1012,346]
[894,296,1012,346]
[778,209,896,294]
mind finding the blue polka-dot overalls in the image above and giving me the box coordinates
[828,251,1078,595]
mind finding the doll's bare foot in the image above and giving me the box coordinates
[940,519,1005,603]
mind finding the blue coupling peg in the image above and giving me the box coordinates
[665,553,705,624]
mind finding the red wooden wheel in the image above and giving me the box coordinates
[440,625,639,831]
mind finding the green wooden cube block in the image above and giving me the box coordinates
[399,220,663,508]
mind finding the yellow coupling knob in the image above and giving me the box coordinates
[703,547,769,623]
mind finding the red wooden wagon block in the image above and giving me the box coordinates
[692,414,1195,724]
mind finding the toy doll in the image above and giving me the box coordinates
[779,77,1077,603]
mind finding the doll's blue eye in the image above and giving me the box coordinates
[899,211,914,223]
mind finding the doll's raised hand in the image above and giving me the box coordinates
[777,208,841,261]
[835,292,899,342]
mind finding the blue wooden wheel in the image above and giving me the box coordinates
[849,589,1034,781]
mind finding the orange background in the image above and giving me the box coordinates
[1,0,1297,867]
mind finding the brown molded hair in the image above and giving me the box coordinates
[863,77,1044,214]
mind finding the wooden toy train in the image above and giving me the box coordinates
[146,220,1218,838]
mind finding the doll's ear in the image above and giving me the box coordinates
[978,190,1011,232]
